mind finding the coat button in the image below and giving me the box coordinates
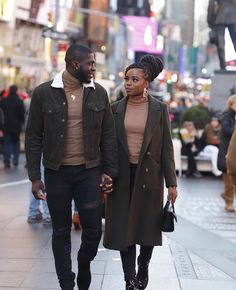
[147,151,151,155]
[62,102,66,105]
[60,134,64,138]
[62,119,65,122]
[48,109,52,113]
[142,184,146,189]
[145,168,149,173]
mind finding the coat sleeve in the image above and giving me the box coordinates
[161,104,177,187]
[100,94,119,178]
[25,87,43,181]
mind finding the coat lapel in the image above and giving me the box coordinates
[138,96,161,163]
[113,97,129,156]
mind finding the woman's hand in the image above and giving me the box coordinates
[167,186,178,203]
[100,174,114,194]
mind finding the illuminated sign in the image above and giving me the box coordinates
[0,0,14,21]
[123,16,162,54]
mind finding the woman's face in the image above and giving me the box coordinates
[230,99,236,112]
[124,68,149,97]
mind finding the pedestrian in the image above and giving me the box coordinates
[217,94,236,212]
[25,44,118,290]
[179,121,203,178]
[27,162,51,225]
[207,0,236,70]
[226,121,236,196]
[103,55,178,290]
[198,117,222,177]
[0,85,25,168]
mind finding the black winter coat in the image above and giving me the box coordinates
[0,94,25,135]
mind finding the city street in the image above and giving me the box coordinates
[0,154,236,290]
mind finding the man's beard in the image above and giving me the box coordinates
[75,66,91,83]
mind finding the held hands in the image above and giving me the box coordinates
[32,180,46,200]
[167,186,178,203]
[100,174,114,195]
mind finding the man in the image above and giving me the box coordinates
[25,44,118,290]
[207,0,236,70]
[0,85,25,168]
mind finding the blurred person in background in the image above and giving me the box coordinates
[0,85,25,168]
[104,55,177,290]
[207,0,236,70]
[226,122,236,196]
[217,95,236,212]
[25,44,118,290]
[27,162,51,225]
[198,117,222,176]
[179,121,203,178]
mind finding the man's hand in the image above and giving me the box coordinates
[167,186,178,203]
[100,174,114,194]
[32,180,46,200]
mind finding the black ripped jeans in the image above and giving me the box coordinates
[45,165,103,290]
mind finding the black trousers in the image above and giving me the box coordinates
[120,164,154,281]
[45,165,103,290]
[181,146,198,176]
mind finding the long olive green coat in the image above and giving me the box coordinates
[104,96,177,251]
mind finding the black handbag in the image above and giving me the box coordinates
[162,201,177,232]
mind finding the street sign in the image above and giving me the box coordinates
[42,28,69,41]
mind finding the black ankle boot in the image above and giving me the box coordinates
[136,257,150,290]
[126,278,138,290]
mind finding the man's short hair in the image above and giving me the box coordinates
[65,44,93,63]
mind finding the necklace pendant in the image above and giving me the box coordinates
[71,94,76,101]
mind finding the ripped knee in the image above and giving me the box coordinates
[82,200,102,210]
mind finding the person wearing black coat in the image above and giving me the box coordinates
[217,94,236,212]
[0,85,25,168]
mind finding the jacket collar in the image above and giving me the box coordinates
[51,70,95,90]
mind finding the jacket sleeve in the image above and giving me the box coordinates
[100,95,119,178]
[161,104,177,187]
[18,99,25,124]
[25,88,43,181]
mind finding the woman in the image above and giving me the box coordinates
[179,121,203,178]
[104,55,178,290]
[217,95,236,212]
[197,117,222,177]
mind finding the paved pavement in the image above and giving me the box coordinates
[0,154,236,290]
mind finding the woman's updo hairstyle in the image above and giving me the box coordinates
[125,55,163,82]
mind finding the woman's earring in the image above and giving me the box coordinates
[143,87,148,98]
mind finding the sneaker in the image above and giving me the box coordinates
[42,217,52,225]
[27,212,43,224]
[193,171,202,178]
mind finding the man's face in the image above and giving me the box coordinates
[73,53,96,83]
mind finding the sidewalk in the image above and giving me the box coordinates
[0,158,236,289]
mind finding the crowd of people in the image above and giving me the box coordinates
[0,43,235,290]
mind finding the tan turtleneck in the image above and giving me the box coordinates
[61,70,85,165]
[124,97,148,164]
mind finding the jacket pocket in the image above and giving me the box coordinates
[87,103,106,131]
[42,104,61,114]
[87,103,106,112]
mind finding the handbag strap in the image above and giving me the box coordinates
[169,201,177,222]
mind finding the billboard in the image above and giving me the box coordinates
[123,16,162,54]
